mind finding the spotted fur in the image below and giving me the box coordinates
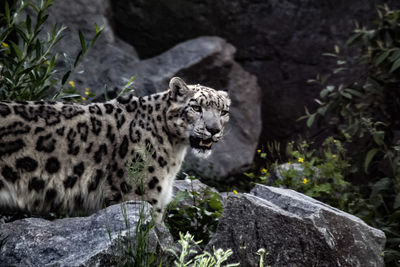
[0,77,230,222]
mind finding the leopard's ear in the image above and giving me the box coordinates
[218,90,231,106]
[169,77,193,101]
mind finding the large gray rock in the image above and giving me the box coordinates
[172,179,222,208]
[33,0,139,92]
[207,184,386,267]
[173,179,218,197]
[111,0,400,142]
[0,201,172,266]
[44,0,115,56]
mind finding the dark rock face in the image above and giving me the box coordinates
[36,0,139,92]
[207,184,386,267]
[111,0,400,142]
[0,201,172,266]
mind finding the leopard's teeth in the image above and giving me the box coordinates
[200,140,212,148]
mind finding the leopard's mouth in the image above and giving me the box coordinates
[190,136,214,151]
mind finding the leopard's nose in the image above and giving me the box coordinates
[207,127,221,136]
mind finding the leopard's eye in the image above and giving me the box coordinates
[192,105,202,113]
[221,110,229,116]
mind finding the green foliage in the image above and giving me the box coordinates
[256,248,268,267]
[304,5,400,175]
[166,176,223,247]
[108,203,159,267]
[301,5,400,265]
[167,232,239,267]
[344,172,400,265]
[285,138,350,204]
[107,147,163,267]
[117,75,137,98]
[252,137,352,210]
[0,0,102,101]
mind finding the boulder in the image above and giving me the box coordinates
[31,0,139,92]
[0,201,172,266]
[110,0,400,142]
[172,179,222,209]
[44,0,116,56]
[207,184,386,267]
[173,179,218,197]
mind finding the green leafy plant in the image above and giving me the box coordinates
[108,202,159,267]
[0,0,102,101]
[251,137,352,210]
[166,176,223,247]
[301,5,400,265]
[304,5,400,175]
[343,168,400,265]
[167,232,239,267]
[256,248,268,267]
[108,149,160,267]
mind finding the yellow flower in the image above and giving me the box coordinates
[298,157,304,163]
[302,178,308,184]
[69,81,75,87]
[1,42,9,48]
[81,97,86,101]
[261,168,268,174]
[85,91,89,95]
[233,189,238,194]
[332,155,337,158]
[85,88,89,91]
[257,149,261,153]
[44,60,50,65]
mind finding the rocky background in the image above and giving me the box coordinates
[110,0,400,144]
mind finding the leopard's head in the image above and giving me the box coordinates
[166,77,230,157]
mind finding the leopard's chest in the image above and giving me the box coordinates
[147,144,187,214]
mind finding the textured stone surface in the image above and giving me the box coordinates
[37,0,139,92]
[207,184,386,267]
[0,201,172,266]
[111,0,400,142]
[173,179,218,196]
[172,179,221,208]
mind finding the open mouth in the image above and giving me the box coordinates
[190,136,214,150]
